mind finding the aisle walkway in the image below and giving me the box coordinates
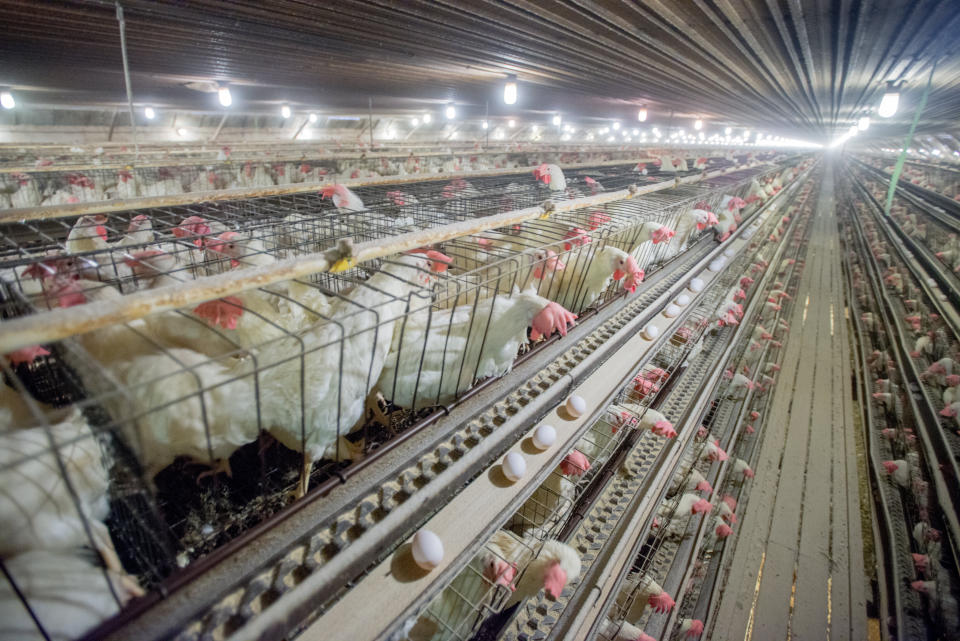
[710,167,870,640]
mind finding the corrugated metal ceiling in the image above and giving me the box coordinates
[0,0,958,141]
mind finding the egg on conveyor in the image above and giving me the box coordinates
[708,257,726,272]
[411,530,444,570]
[533,424,557,449]
[566,395,586,418]
[675,293,691,306]
[501,452,527,482]
[688,278,705,293]
[663,304,680,318]
[642,324,660,340]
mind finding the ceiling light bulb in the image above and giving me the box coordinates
[144,106,155,120]
[694,119,703,130]
[724,127,732,135]
[281,104,291,119]
[569,127,576,134]
[177,127,188,137]
[308,113,318,123]
[423,113,432,124]
[638,107,647,122]
[508,119,516,128]
[1,91,14,110]
[445,104,456,119]
[632,128,639,135]
[878,90,899,118]
[857,116,870,131]
[481,120,488,129]
[217,86,232,107]
[612,122,621,130]
[411,117,420,126]
[504,77,518,105]
[552,114,562,126]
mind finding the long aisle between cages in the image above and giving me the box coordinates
[710,168,871,640]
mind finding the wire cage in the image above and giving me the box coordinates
[0,161,780,641]
[0,147,681,211]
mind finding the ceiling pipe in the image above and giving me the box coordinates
[114,1,139,160]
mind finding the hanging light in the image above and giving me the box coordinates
[308,113,318,123]
[637,107,647,122]
[552,114,562,126]
[724,127,732,135]
[411,117,420,126]
[878,83,900,118]
[858,116,870,131]
[445,104,456,119]
[481,120,489,129]
[694,118,703,130]
[503,75,518,105]
[176,127,189,137]
[422,113,432,124]
[612,121,621,130]
[1,91,15,110]
[217,86,232,107]
[508,119,516,128]
[632,128,639,135]
[144,106,156,120]
[281,104,291,119]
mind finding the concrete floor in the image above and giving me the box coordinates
[710,168,870,640]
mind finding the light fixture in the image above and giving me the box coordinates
[858,116,870,131]
[217,85,232,107]
[422,113,432,124]
[1,91,15,110]
[552,114,562,126]
[632,128,639,135]
[568,127,576,134]
[481,120,488,129]
[445,104,456,119]
[508,119,516,128]
[724,127,732,135]
[144,106,156,120]
[504,75,518,105]
[878,82,900,118]
[411,117,420,126]
[638,107,647,122]
[176,127,189,137]
[694,118,703,130]
[281,104,291,119]
[385,126,397,139]
[308,113,318,123]
[849,124,859,135]
[600,127,609,134]
[612,121,621,130]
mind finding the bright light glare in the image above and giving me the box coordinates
[281,104,291,119]
[481,120,488,129]
[217,86,232,107]
[638,108,647,122]
[694,119,703,130]
[878,91,899,118]
[632,128,639,135]
[504,80,517,105]
[0,91,14,110]
[411,117,420,126]
[508,119,516,128]
[552,114,562,126]
[308,113,318,123]
[724,127,732,135]
[423,113,432,124]
[445,104,456,119]
[144,106,155,120]
[857,116,870,131]
[176,127,189,137]
[612,122,621,130]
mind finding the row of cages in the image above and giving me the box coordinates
[857,155,960,202]
[619,180,816,641]
[0,159,803,641]
[0,148,756,211]
[839,187,960,638]
[409,196,794,641]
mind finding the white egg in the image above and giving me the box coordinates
[533,424,557,449]
[708,258,725,272]
[642,324,660,340]
[501,452,527,482]
[688,278,705,293]
[566,395,587,418]
[663,304,681,318]
[675,293,691,306]
[411,530,444,570]
[723,248,735,257]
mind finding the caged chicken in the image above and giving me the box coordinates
[378,288,577,410]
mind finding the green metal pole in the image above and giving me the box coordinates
[883,59,938,215]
